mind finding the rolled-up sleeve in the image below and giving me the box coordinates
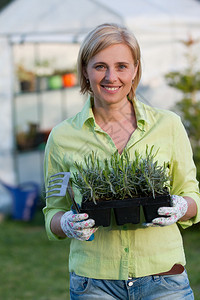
[170,116,200,228]
[43,128,71,240]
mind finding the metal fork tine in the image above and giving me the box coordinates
[50,172,69,179]
[50,172,66,176]
[49,177,64,183]
[47,183,62,188]
[50,172,66,177]
[46,187,61,193]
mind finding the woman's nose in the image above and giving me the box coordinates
[105,68,117,82]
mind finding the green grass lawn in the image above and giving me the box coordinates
[0,209,70,300]
[1,209,200,300]
[181,224,200,300]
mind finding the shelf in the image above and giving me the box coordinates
[14,85,79,96]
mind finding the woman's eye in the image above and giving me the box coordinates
[118,65,126,70]
[95,65,105,70]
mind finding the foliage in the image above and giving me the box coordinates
[165,71,200,96]
[0,0,13,12]
[72,146,170,203]
[16,64,35,82]
[165,37,200,181]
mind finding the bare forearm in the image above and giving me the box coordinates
[50,211,66,237]
[180,197,197,221]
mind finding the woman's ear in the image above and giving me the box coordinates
[132,63,139,81]
[83,67,88,80]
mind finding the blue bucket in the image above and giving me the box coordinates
[0,181,39,221]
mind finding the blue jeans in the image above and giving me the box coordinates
[69,270,194,300]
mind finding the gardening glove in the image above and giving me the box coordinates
[60,210,98,241]
[145,195,188,227]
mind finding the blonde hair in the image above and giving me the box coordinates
[77,23,142,99]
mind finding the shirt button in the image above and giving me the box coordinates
[128,281,133,286]
[124,248,129,253]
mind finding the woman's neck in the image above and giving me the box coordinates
[92,98,137,154]
[92,98,136,125]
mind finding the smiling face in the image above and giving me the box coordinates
[84,44,138,108]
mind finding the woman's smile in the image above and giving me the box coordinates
[101,85,121,93]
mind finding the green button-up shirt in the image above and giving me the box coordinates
[43,96,200,279]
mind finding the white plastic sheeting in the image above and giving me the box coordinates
[100,0,200,96]
[0,0,123,190]
[100,0,200,25]
[0,0,200,189]
[0,0,123,43]
[0,38,14,152]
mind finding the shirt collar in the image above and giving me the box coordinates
[78,96,95,128]
[131,97,150,131]
[78,96,150,131]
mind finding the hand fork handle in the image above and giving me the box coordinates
[68,182,80,213]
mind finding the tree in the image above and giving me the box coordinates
[0,0,13,12]
[165,36,200,180]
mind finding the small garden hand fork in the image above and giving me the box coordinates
[45,171,94,241]
[45,172,80,213]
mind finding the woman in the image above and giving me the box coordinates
[43,23,200,299]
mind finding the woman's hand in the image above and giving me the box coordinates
[145,195,197,227]
[60,211,98,241]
